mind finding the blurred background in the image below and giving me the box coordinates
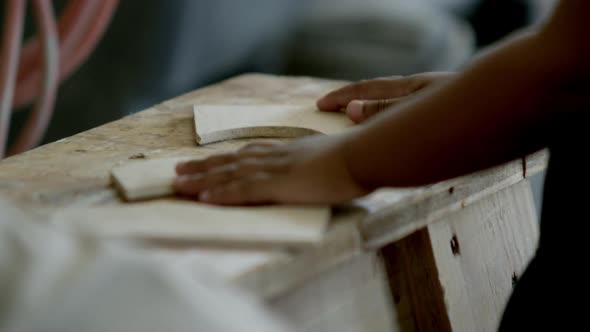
[6,0,555,213]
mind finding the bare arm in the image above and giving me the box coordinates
[345,1,589,188]
[173,1,590,206]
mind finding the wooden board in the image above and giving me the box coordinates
[382,180,539,332]
[0,73,546,315]
[427,180,538,332]
[111,157,193,201]
[193,104,354,145]
[51,199,331,248]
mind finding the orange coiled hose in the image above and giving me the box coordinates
[0,0,118,157]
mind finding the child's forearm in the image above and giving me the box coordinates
[343,28,579,189]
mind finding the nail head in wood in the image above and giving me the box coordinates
[450,234,460,256]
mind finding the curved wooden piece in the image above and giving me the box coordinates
[193,104,354,145]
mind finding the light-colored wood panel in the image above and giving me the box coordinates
[427,180,539,332]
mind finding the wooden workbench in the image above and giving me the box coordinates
[0,74,545,332]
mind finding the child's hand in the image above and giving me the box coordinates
[317,72,454,123]
[174,136,368,205]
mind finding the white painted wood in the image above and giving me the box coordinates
[51,200,331,248]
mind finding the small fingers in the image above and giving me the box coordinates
[316,76,408,112]
[174,158,287,196]
[176,142,284,175]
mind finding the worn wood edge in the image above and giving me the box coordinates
[362,172,522,250]
[139,236,325,252]
[525,149,549,177]
[362,160,527,250]
[231,210,364,300]
[109,172,131,201]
